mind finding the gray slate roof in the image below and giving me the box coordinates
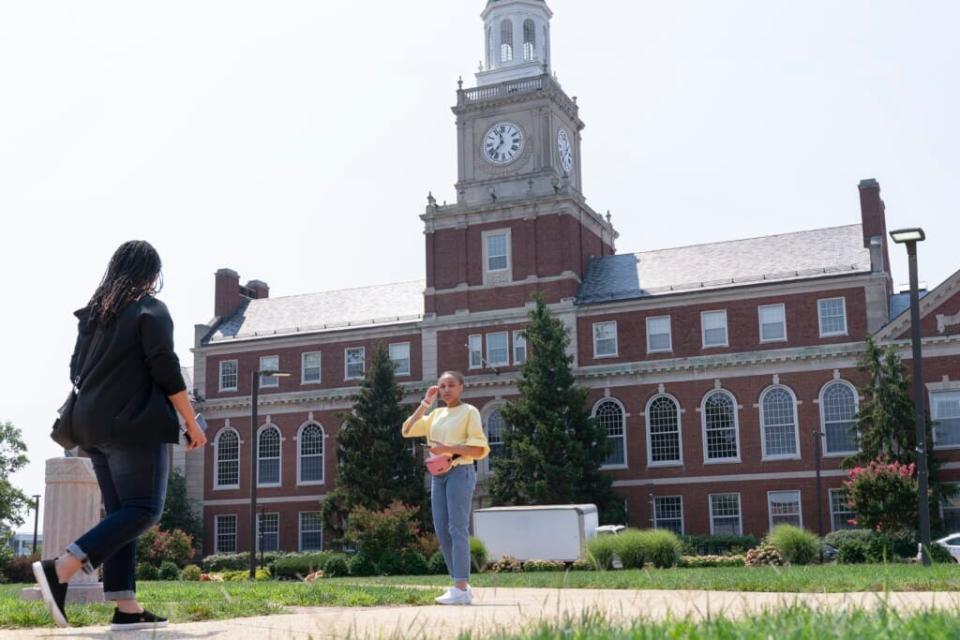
[578,224,872,304]
[207,280,424,344]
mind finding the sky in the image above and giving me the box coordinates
[1,0,958,532]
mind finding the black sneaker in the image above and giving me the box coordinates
[32,559,69,627]
[110,608,168,631]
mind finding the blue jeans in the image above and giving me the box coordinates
[431,464,476,583]
[68,442,169,601]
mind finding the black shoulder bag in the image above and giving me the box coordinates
[51,327,104,449]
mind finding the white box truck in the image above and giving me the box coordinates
[472,504,599,562]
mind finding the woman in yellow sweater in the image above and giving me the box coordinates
[403,371,489,605]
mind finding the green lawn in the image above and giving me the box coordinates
[334,564,960,593]
[0,581,435,629]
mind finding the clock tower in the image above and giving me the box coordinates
[422,0,617,317]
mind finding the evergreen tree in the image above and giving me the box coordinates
[0,421,30,532]
[322,343,427,540]
[159,468,203,546]
[489,295,625,524]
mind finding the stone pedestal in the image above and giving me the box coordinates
[22,457,104,604]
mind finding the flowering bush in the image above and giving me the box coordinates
[344,501,420,564]
[678,555,746,568]
[844,460,919,534]
[745,543,783,567]
[136,526,194,568]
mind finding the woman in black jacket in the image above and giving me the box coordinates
[33,241,207,630]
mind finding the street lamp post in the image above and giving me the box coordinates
[249,368,290,580]
[31,494,41,556]
[890,227,932,566]
[812,431,825,563]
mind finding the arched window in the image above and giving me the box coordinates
[523,19,536,61]
[215,429,240,489]
[298,423,324,484]
[486,409,506,458]
[646,395,681,465]
[500,20,514,62]
[594,399,626,467]
[821,381,859,454]
[257,425,281,487]
[702,391,739,461]
[760,387,799,459]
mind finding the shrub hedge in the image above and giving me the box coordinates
[767,525,819,565]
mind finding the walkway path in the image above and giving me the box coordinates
[9,587,960,639]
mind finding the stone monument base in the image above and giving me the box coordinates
[21,582,105,605]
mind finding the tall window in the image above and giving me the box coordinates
[758,304,787,342]
[594,399,626,467]
[301,352,321,384]
[647,395,681,465]
[513,330,527,364]
[522,19,536,60]
[258,426,281,487]
[703,391,739,461]
[257,512,279,552]
[646,316,672,353]
[300,512,323,551]
[468,335,483,369]
[653,496,683,535]
[486,409,506,458]
[215,515,237,553]
[298,423,324,484]
[821,381,858,454]
[487,332,510,367]
[389,343,411,376]
[215,429,240,489]
[709,493,742,535]
[701,311,729,348]
[931,391,960,448]
[345,347,365,380]
[818,297,848,337]
[259,355,280,388]
[500,19,514,62]
[219,360,238,391]
[760,387,799,459]
[941,485,960,531]
[829,489,855,531]
[486,232,509,271]
[768,490,802,529]
[593,321,618,358]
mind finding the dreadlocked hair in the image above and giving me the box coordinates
[87,240,163,325]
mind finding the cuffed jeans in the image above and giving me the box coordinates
[431,464,476,583]
[68,442,169,601]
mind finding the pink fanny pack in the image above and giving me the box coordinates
[425,454,461,477]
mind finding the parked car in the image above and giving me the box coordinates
[931,534,960,563]
[595,525,626,536]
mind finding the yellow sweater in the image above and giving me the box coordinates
[402,403,490,467]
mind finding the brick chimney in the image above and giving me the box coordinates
[214,268,241,319]
[858,179,891,278]
[245,280,270,300]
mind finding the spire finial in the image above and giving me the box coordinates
[457,76,464,90]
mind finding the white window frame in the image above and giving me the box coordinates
[701,389,741,464]
[256,424,282,488]
[653,495,684,535]
[468,334,483,370]
[646,315,673,353]
[479,403,508,477]
[301,352,322,385]
[931,390,960,450]
[256,511,280,552]
[213,427,241,490]
[939,483,960,531]
[767,490,803,530]
[513,330,527,365]
[344,347,365,380]
[818,297,848,337]
[259,355,280,388]
[758,303,788,344]
[214,514,238,554]
[389,342,411,377]
[593,397,628,470]
[701,310,729,348]
[219,360,238,392]
[708,493,743,535]
[486,331,510,367]
[299,511,324,552]
[819,380,860,457]
[482,228,512,285]
[296,421,325,486]
[829,488,855,531]
[758,385,801,461]
[592,321,619,358]
[645,393,683,467]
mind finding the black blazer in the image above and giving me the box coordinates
[70,295,186,447]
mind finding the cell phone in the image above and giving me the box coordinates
[181,414,208,445]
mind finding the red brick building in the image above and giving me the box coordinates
[183,0,960,556]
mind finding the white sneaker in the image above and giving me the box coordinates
[435,587,473,605]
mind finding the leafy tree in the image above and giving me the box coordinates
[322,343,427,541]
[844,460,918,533]
[0,421,30,532]
[159,468,203,547]
[489,295,625,524]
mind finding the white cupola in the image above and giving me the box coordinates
[476,0,553,86]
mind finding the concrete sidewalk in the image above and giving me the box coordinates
[8,587,960,639]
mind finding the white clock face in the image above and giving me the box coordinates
[483,122,524,165]
[557,128,574,174]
